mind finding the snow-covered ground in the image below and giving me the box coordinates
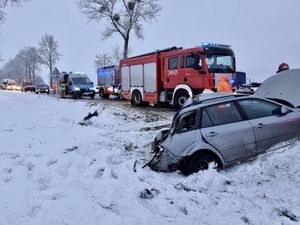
[0,90,299,225]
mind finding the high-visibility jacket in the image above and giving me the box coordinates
[60,82,66,90]
[217,74,233,93]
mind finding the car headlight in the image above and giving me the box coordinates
[74,87,80,91]
[89,87,96,91]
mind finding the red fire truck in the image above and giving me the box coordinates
[120,43,236,108]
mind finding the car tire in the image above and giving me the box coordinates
[180,152,218,176]
[174,90,189,109]
[131,90,142,106]
[71,92,76,99]
[90,94,95,99]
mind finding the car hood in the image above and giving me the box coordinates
[37,86,49,89]
[254,69,300,108]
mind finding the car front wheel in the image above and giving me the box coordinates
[180,152,219,176]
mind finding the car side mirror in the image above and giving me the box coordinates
[281,106,291,115]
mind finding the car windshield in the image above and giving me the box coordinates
[8,81,16,85]
[24,82,33,86]
[72,77,90,84]
[37,84,47,87]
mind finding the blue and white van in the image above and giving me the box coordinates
[66,73,96,99]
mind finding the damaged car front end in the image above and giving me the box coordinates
[144,129,183,172]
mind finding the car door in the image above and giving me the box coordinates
[166,110,202,155]
[237,98,300,152]
[200,101,256,163]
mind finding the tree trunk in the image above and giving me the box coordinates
[123,36,129,59]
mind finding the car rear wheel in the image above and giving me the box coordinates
[180,152,218,176]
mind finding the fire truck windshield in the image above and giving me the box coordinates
[205,54,234,73]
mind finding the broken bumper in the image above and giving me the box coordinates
[147,129,183,172]
[148,146,183,172]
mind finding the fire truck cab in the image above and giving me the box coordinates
[120,43,236,108]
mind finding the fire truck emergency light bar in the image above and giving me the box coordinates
[197,42,231,48]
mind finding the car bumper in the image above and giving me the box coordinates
[148,147,183,172]
[147,129,183,172]
[36,89,49,93]
[74,90,95,96]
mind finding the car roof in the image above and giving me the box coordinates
[175,93,249,117]
[184,93,247,108]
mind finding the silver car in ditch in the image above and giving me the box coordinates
[148,88,300,175]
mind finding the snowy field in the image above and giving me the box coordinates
[0,90,299,225]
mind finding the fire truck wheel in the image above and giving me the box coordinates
[131,90,142,106]
[174,90,189,109]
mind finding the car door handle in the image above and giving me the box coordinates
[205,131,218,137]
[254,123,265,128]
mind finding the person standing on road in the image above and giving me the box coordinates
[217,74,233,93]
[59,79,67,98]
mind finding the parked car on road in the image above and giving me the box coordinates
[35,83,50,94]
[148,91,300,175]
[5,79,21,91]
[22,79,36,92]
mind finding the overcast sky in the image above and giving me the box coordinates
[0,0,299,83]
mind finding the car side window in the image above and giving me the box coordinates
[201,109,213,128]
[238,99,281,119]
[176,111,197,132]
[205,102,242,126]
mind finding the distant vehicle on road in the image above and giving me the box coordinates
[120,43,237,108]
[2,79,21,91]
[97,65,121,99]
[35,83,50,94]
[65,73,96,99]
[22,79,36,92]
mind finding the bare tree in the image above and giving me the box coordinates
[38,34,60,86]
[94,53,113,68]
[78,0,161,58]
[0,0,26,23]
[1,46,41,82]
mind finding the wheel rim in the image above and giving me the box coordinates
[178,96,188,107]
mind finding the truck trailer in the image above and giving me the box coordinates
[120,43,236,108]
